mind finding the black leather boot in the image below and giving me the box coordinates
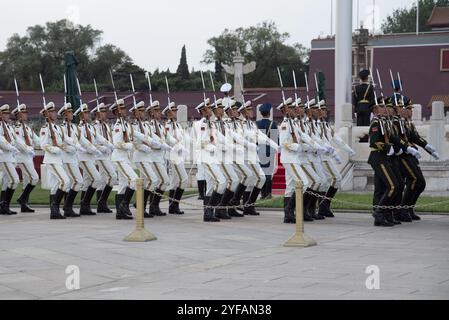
[150,189,166,216]
[409,208,421,221]
[97,185,113,213]
[17,184,35,213]
[308,191,324,220]
[229,183,246,209]
[197,180,206,200]
[0,190,6,215]
[302,192,314,221]
[373,209,394,227]
[168,189,175,211]
[215,189,232,220]
[143,189,154,218]
[115,194,132,219]
[283,196,296,224]
[227,190,244,217]
[385,210,401,225]
[318,186,338,218]
[169,188,184,215]
[204,192,221,222]
[50,189,66,219]
[242,191,251,215]
[79,186,96,216]
[395,208,412,222]
[244,187,261,216]
[3,188,17,215]
[118,187,134,218]
[63,189,80,218]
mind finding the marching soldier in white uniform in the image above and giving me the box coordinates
[211,98,241,219]
[0,104,20,215]
[110,99,136,220]
[58,102,82,218]
[194,98,227,222]
[317,102,355,217]
[131,101,166,218]
[12,104,40,213]
[74,104,103,216]
[238,100,279,215]
[91,103,116,213]
[277,98,311,223]
[39,102,70,219]
[146,101,171,216]
[163,101,189,215]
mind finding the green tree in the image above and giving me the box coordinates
[202,21,310,88]
[381,0,449,34]
[176,45,190,80]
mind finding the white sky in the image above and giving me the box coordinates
[1,0,416,71]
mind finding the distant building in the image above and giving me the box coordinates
[309,8,449,119]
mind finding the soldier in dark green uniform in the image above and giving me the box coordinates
[353,69,375,128]
[368,100,399,227]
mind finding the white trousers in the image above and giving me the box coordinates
[284,163,310,197]
[114,161,138,194]
[97,159,118,190]
[299,162,324,191]
[233,163,254,188]
[1,162,20,190]
[79,161,102,191]
[63,163,83,192]
[46,163,70,194]
[18,159,39,186]
[322,159,342,190]
[152,162,170,191]
[169,162,189,190]
[245,162,266,191]
[203,163,227,196]
[135,162,158,191]
[219,163,240,192]
[196,163,205,180]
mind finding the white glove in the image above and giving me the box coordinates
[334,154,342,164]
[316,146,327,155]
[95,149,103,157]
[161,143,172,151]
[349,150,356,157]
[387,147,395,156]
[425,144,436,153]
[431,151,440,160]
[396,149,403,156]
[98,145,108,153]
[50,147,61,155]
[123,143,133,151]
[406,146,418,156]
[78,147,87,153]
[10,146,19,154]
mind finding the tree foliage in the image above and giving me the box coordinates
[381,0,449,34]
[176,45,190,80]
[203,21,310,87]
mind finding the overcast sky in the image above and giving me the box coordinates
[2,0,416,71]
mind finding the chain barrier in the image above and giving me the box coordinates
[149,189,449,211]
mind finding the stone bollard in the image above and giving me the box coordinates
[283,182,317,247]
[124,179,157,242]
[412,104,422,124]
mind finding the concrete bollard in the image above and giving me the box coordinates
[283,182,317,247]
[124,178,157,242]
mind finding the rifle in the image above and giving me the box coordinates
[14,78,21,108]
[76,77,83,105]
[370,68,384,137]
[109,69,129,142]
[292,70,306,133]
[38,74,47,108]
[129,74,137,107]
[145,72,153,105]
[276,67,296,142]
[200,71,213,142]
[165,76,171,106]
[93,78,100,107]
[304,72,315,135]
[63,74,67,104]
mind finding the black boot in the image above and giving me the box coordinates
[97,185,113,213]
[215,189,232,220]
[308,191,324,220]
[283,196,296,224]
[385,210,401,225]
[63,189,80,218]
[169,188,185,215]
[143,189,154,218]
[395,208,412,222]
[204,191,221,222]
[168,189,175,213]
[409,208,421,221]
[17,184,35,213]
[150,189,166,216]
[373,209,394,227]
[229,183,246,209]
[50,189,66,219]
[318,186,338,218]
[197,180,206,200]
[244,187,262,216]
[242,191,251,215]
[227,191,244,217]
[118,187,134,218]
[0,189,14,215]
[79,186,96,216]
[115,194,131,219]
[3,188,17,215]
[96,190,102,203]
[302,192,314,222]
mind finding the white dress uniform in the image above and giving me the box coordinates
[60,119,83,192]
[147,118,171,192]
[92,106,117,191]
[0,116,21,191]
[14,118,40,188]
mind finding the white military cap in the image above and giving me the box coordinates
[195,98,211,113]
[317,99,326,109]
[90,102,107,114]
[146,100,160,112]
[109,98,125,111]
[40,101,56,114]
[237,100,252,113]
[305,98,316,109]
[130,101,145,113]
[74,103,89,116]
[12,103,27,115]
[294,97,304,107]
[276,97,294,111]
[223,99,236,112]
[57,102,73,116]
[0,104,11,113]
[213,98,224,109]
[162,101,177,115]
[220,83,232,93]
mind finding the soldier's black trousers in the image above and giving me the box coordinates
[399,155,426,206]
[369,153,399,209]
[390,157,405,208]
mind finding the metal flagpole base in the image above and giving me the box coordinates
[283,182,317,248]
[123,178,157,242]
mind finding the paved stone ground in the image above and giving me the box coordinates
[0,198,448,300]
